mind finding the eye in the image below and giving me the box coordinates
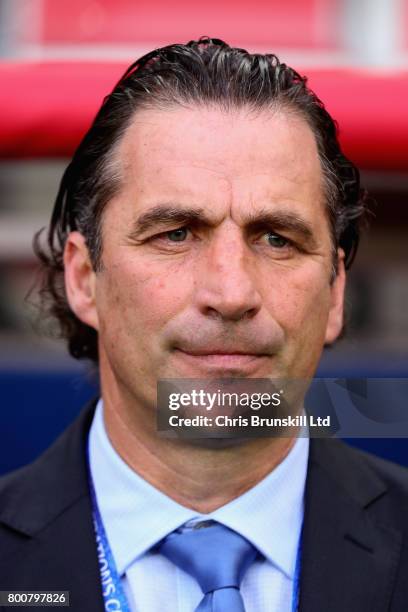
[265,232,290,248]
[166,228,189,242]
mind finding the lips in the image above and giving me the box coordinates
[174,348,269,372]
[179,349,266,356]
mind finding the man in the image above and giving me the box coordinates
[0,37,407,612]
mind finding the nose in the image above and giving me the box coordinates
[195,232,262,322]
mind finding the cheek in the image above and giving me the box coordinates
[267,267,331,335]
[96,257,191,337]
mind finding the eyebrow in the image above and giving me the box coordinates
[245,209,316,245]
[128,204,210,237]
[128,203,317,246]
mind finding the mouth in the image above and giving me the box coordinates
[174,348,269,372]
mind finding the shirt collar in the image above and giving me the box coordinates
[89,399,309,579]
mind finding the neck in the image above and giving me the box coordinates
[101,382,297,514]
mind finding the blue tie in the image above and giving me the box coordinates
[157,522,259,611]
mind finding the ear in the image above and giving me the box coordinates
[63,231,99,330]
[324,248,346,345]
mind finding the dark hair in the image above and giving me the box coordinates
[34,36,369,363]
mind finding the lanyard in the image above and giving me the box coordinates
[292,534,302,612]
[87,455,302,612]
[88,459,131,612]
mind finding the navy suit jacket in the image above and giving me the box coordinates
[1,402,408,611]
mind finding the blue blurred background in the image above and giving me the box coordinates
[0,0,407,475]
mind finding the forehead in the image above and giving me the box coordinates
[114,104,325,222]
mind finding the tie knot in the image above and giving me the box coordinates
[156,522,259,594]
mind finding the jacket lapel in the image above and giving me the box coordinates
[0,403,104,612]
[299,439,402,612]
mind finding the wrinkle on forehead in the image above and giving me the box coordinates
[113,104,327,231]
[120,105,321,174]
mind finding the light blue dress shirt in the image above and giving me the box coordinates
[89,400,309,611]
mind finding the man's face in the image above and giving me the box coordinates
[65,105,345,410]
